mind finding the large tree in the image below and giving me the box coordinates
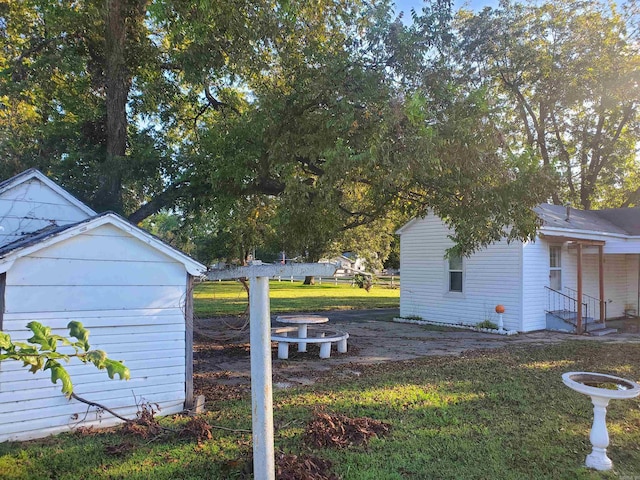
[1,0,554,262]
[457,0,640,209]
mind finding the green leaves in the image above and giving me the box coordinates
[0,332,12,350]
[26,322,58,351]
[45,359,73,397]
[104,359,131,381]
[455,0,640,209]
[67,321,91,351]
[0,321,129,397]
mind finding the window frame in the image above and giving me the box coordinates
[446,254,464,294]
[549,245,562,291]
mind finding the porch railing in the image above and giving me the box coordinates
[545,286,589,330]
[564,287,607,322]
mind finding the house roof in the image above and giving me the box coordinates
[536,203,640,236]
[0,212,206,276]
[396,204,640,239]
[0,168,97,217]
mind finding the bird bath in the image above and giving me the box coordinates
[562,372,640,471]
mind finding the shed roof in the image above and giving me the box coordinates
[0,168,96,217]
[0,211,206,276]
[0,169,205,275]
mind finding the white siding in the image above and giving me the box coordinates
[399,216,523,331]
[521,238,550,331]
[0,225,188,442]
[0,178,91,247]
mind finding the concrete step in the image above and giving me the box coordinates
[549,312,595,324]
[549,310,599,324]
[585,322,608,331]
[589,328,618,337]
[546,312,608,333]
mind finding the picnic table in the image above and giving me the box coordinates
[272,314,349,359]
[275,315,329,352]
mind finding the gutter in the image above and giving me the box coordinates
[540,226,639,241]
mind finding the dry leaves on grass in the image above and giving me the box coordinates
[194,377,250,401]
[178,417,213,443]
[74,426,101,437]
[276,452,340,480]
[104,441,135,457]
[120,402,164,438]
[305,410,391,449]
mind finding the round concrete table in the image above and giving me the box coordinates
[275,315,329,352]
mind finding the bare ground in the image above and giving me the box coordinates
[193,310,640,396]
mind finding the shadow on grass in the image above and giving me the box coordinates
[1,342,637,479]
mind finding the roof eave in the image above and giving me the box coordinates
[0,213,205,276]
[540,225,640,241]
[0,169,97,217]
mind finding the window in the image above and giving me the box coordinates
[448,254,463,292]
[549,245,562,291]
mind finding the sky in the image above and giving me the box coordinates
[394,0,500,17]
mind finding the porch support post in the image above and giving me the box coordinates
[577,243,584,334]
[598,245,605,322]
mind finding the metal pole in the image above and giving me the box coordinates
[249,276,275,480]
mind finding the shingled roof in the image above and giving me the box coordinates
[535,203,640,236]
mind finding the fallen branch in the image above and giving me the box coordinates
[71,392,130,422]
[72,392,251,435]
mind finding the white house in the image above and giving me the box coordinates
[397,204,640,333]
[0,169,205,442]
[319,253,367,276]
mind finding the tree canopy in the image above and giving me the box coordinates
[1,0,567,264]
[457,0,640,210]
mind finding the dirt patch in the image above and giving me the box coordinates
[194,375,251,402]
[305,410,391,449]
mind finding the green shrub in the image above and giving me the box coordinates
[477,320,498,330]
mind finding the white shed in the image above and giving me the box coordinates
[398,205,640,333]
[0,170,205,442]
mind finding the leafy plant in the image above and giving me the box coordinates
[477,320,498,330]
[353,274,372,292]
[0,321,130,398]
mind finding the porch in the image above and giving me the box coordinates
[542,235,640,334]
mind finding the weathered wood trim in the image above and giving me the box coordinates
[540,234,606,246]
[184,274,194,409]
[0,272,6,330]
[577,243,583,334]
[598,245,605,321]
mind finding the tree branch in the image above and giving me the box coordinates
[204,85,240,115]
[127,181,188,224]
[71,392,130,422]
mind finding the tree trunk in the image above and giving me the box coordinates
[303,276,315,285]
[97,0,130,213]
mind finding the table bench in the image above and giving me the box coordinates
[275,315,329,352]
[271,326,349,359]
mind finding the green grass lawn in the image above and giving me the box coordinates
[2,342,639,479]
[194,280,400,317]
